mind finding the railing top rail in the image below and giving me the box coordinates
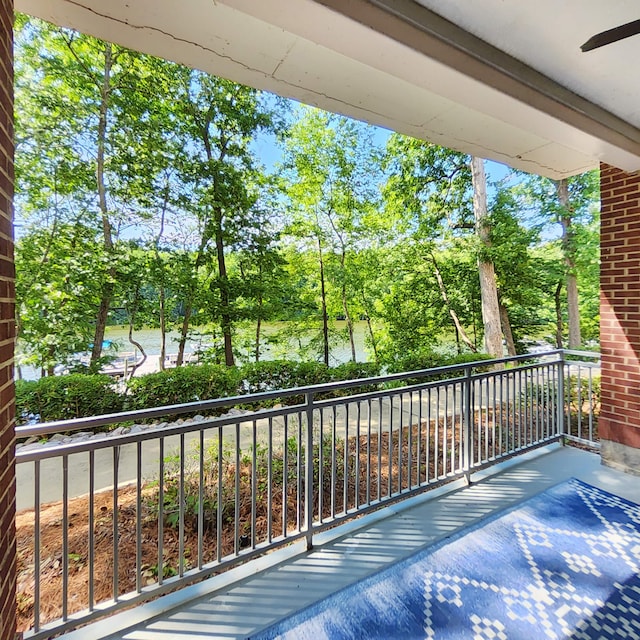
[16,402,306,463]
[563,349,601,359]
[16,350,564,439]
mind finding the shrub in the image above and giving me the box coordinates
[329,361,381,382]
[15,374,124,424]
[239,360,327,394]
[126,364,242,410]
[240,360,383,404]
[384,350,494,385]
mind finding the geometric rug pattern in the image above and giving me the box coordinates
[249,479,640,639]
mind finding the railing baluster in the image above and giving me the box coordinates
[217,433,223,563]
[158,438,164,585]
[463,367,472,481]
[456,381,462,471]
[451,382,463,473]
[62,454,69,620]
[88,449,94,611]
[344,403,349,513]
[427,387,432,483]
[588,366,594,441]
[417,389,423,485]
[268,416,274,544]
[297,411,303,531]
[435,387,440,479]
[577,363,583,439]
[557,353,566,440]
[331,406,336,517]
[444,384,449,475]
[388,396,393,496]
[198,430,204,569]
[34,460,40,633]
[408,391,413,489]
[355,402,361,509]
[179,433,185,576]
[136,441,142,593]
[397,393,403,493]
[234,423,240,553]
[112,446,120,601]
[251,420,257,549]
[282,415,288,537]
[377,397,382,501]
[366,398,372,505]
[319,401,324,523]
[304,393,314,550]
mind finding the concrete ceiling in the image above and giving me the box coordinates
[15,0,640,179]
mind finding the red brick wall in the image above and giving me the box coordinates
[600,163,640,451]
[0,0,13,638]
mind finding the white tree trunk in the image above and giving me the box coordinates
[471,156,503,359]
[555,178,582,349]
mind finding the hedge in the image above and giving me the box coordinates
[17,356,485,425]
[16,374,124,424]
[125,364,242,410]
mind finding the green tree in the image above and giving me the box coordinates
[170,70,277,366]
[281,107,380,364]
[15,17,173,367]
[517,171,599,348]
[16,223,105,375]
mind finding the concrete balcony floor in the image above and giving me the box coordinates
[63,444,640,640]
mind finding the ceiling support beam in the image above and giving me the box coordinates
[316,0,640,159]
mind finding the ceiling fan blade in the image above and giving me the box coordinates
[581,18,640,51]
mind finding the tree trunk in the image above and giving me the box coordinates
[498,297,517,356]
[255,314,262,362]
[214,209,235,367]
[471,156,503,359]
[176,227,209,367]
[556,179,581,349]
[126,287,147,379]
[339,250,357,362]
[158,287,166,370]
[155,181,170,371]
[317,236,330,366]
[90,43,115,367]
[430,252,477,353]
[554,280,564,348]
[365,314,379,362]
[176,301,193,366]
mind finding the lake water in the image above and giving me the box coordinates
[104,320,371,365]
[17,321,373,380]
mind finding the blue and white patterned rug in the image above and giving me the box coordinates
[249,479,640,639]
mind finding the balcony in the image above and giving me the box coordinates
[15,350,602,639]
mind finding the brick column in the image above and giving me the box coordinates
[0,0,13,637]
[600,163,640,474]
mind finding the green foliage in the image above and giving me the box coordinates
[15,223,107,374]
[240,360,381,404]
[16,359,385,424]
[15,375,123,424]
[329,361,381,383]
[384,350,494,385]
[240,360,329,394]
[126,364,242,410]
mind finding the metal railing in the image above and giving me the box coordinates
[561,349,601,447]
[14,350,600,638]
